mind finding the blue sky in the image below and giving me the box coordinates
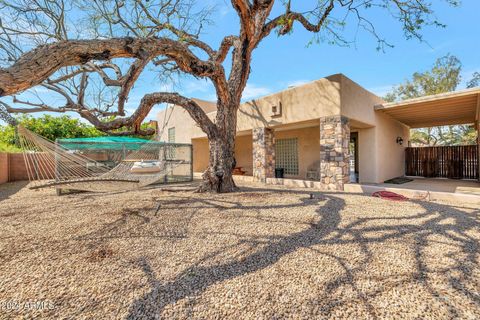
[2,0,480,123]
[129,0,480,120]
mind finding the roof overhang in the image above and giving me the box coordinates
[374,88,480,128]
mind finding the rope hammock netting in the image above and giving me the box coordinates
[1,104,191,193]
[18,126,189,192]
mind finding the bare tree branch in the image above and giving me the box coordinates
[79,92,217,137]
[0,37,216,96]
[117,57,151,115]
[262,0,335,38]
[0,0,458,191]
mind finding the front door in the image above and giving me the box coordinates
[349,132,359,183]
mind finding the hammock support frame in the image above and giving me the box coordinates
[14,125,193,194]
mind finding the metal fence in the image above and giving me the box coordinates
[56,140,193,184]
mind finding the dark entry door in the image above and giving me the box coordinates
[349,132,359,182]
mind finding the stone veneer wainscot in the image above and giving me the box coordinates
[320,115,350,190]
[252,127,275,182]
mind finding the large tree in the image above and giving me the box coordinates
[0,0,457,192]
[384,54,479,146]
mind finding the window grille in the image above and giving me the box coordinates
[275,138,299,175]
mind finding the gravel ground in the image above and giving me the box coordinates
[0,181,479,319]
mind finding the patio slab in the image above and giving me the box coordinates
[345,178,480,204]
[374,178,480,195]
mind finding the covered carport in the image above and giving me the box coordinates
[375,87,480,182]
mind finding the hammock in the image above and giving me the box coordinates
[14,125,188,193]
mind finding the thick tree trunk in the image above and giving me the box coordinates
[198,135,237,192]
[198,101,239,193]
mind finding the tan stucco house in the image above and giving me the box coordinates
[157,74,480,190]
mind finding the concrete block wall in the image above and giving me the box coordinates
[0,152,55,184]
[0,153,8,184]
[8,153,31,181]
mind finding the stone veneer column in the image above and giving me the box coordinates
[320,115,350,190]
[252,127,275,182]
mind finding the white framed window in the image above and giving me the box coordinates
[168,127,175,143]
[167,127,176,159]
[275,138,299,175]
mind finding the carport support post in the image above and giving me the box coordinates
[252,127,275,182]
[477,93,480,181]
[477,120,480,182]
[320,116,350,191]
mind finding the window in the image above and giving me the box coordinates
[275,138,299,175]
[167,127,176,159]
[168,127,175,143]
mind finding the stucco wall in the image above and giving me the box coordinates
[354,128,376,184]
[374,112,410,183]
[158,107,206,143]
[191,126,320,180]
[339,75,410,183]
[157,99,216,143]
[157,74,343,141]
[192,135,254,175]
[159,73,411,184]
[351,114,409,183]
[235,135,253,175]
[340,75,384,127]
[192,138,209,173]
[236,75,341,132]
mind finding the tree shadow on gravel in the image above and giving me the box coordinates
[0,181,28,203]
[74,207,192,244]
[301,197,480,318]
[122,188,480,319]
[126,192,344,319]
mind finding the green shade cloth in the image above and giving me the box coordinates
[57,136,159,151]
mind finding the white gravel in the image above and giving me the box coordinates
[0,181,479,319]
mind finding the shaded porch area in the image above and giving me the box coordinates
[192,119,325,181]
[375,87,480,183]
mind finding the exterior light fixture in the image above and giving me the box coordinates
[396,137,404,145]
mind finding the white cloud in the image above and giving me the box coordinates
[367,85,395,97]
[219,4,231,17]
[427,40,454,53]
[29,86,50,94]
[286,79,311,88]
[241,83,273,101]
[159,83,175,92]
[183,79,213,93]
